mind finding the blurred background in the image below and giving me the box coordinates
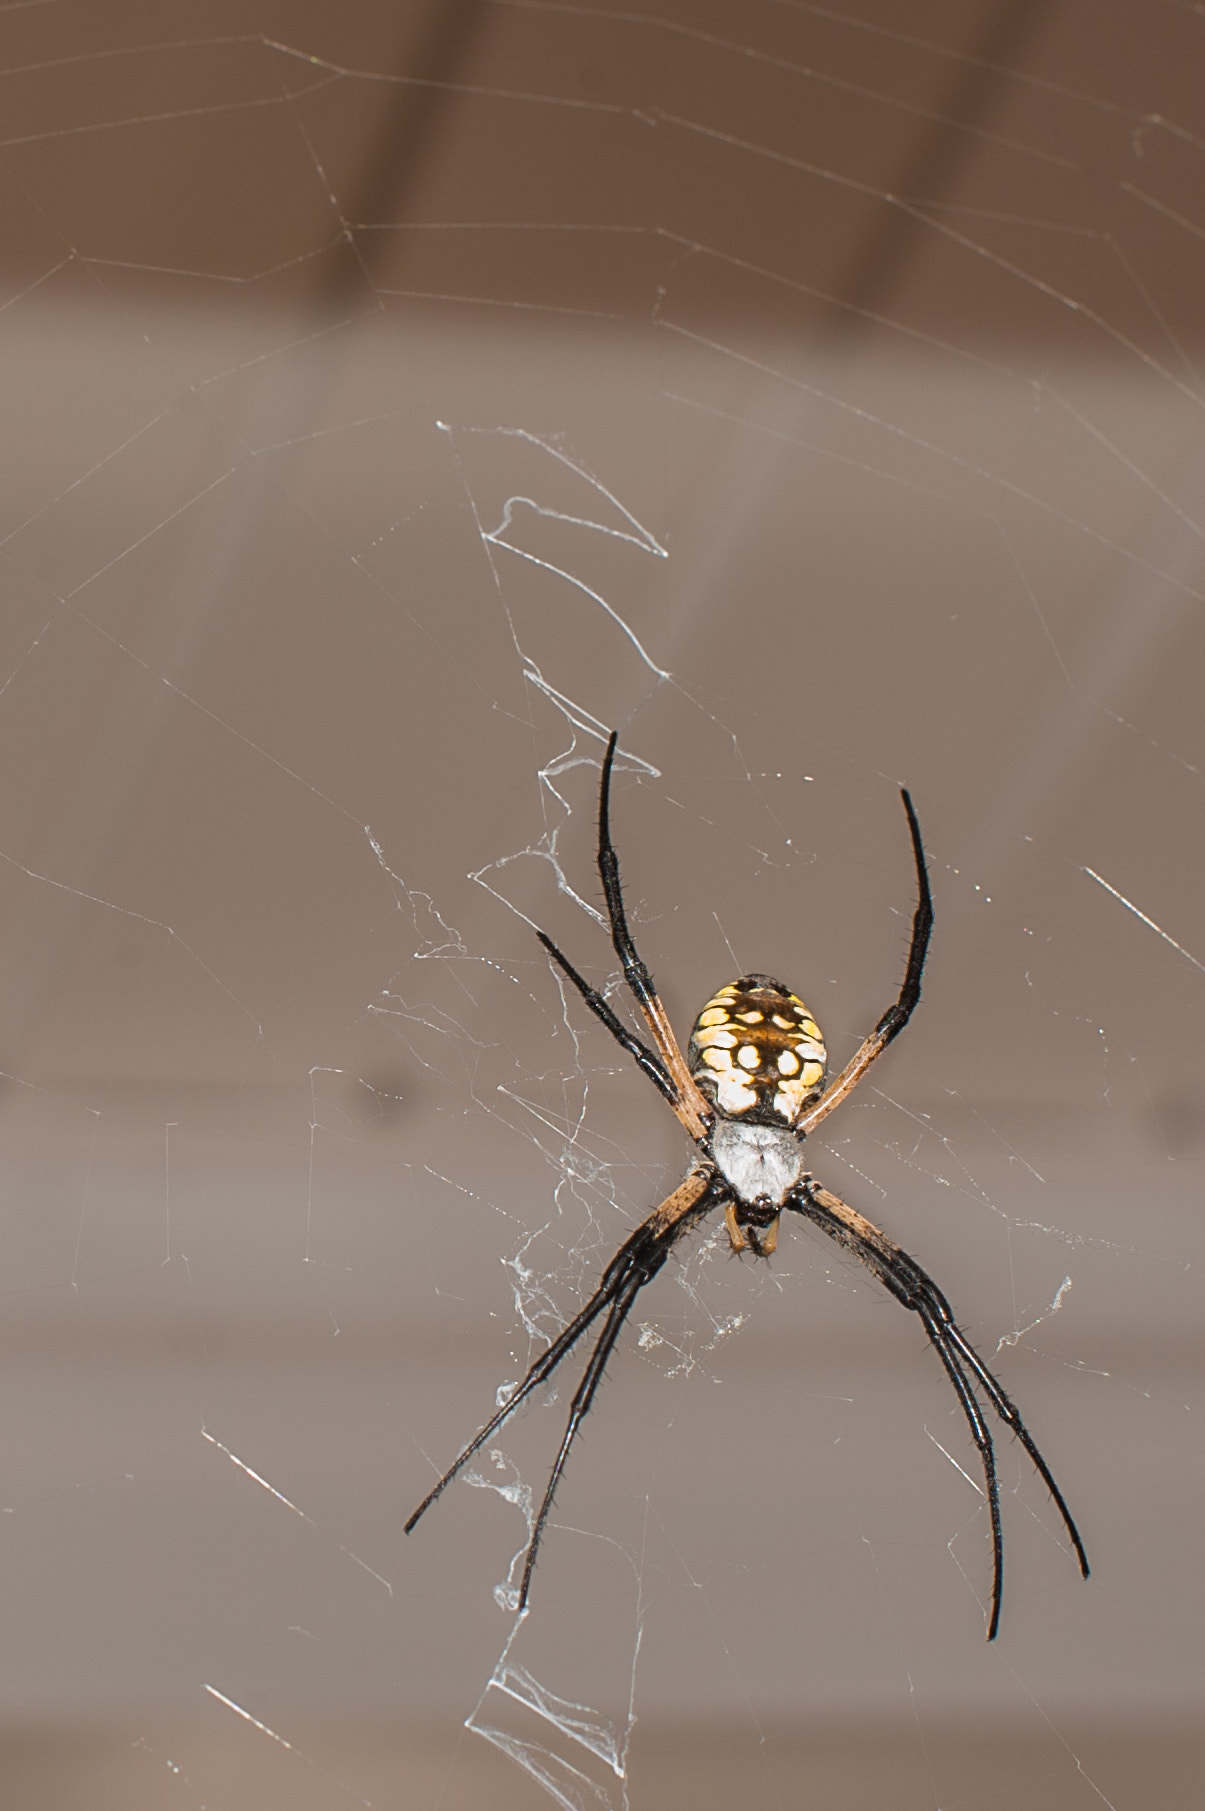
[0,2,1201,1806]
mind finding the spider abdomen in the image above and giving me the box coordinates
[687,975,826,1123]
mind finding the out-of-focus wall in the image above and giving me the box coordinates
[0,4,1200,1807]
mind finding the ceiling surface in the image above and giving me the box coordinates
[0,3,1202,1808]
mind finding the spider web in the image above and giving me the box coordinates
[0,3,1200,1808]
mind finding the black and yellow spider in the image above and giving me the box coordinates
[406,733,1089,1638]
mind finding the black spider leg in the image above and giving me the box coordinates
[536,929,677,1106]
[405,1176,725,1584]
[788,1181,1088,1640]
[877,789,933,1051]
[799,790,933,1135]
[516,1265,648,1609]
[856,1231,1088,1593]
[790,1185,1005,1633]
[914,1287,1089,1584]
[515,1176,726,1606]
[404,1241,637,1534]
[592,730,711,1139]
[596,729,658,1024]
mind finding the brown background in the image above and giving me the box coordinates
[0,2,1201,1806]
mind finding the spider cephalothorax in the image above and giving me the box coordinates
[407,732,1089,1638]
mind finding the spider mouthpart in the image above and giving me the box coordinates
[723,1195,783,1258]
[687,977,827,1124]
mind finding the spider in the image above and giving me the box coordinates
[406,732,1089,1638]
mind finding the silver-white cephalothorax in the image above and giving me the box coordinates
[710,1118,805,1207]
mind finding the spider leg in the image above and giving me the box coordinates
[821,1206,1088,1588]
[787,1178,1088,1640]
[517,1265,648,1609]
[517,1168,729,1605]
[536,929,677,1106]
[404,1269,621,1536]
[914,1298,1005,1638]
[927,1311,1089,1586]
[405,1170,722,1552]
[800,789,933,1135]
[594,731,712,1141]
